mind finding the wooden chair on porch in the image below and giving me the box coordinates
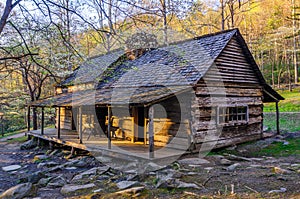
[84,123,98,141]
[105,116,120,138]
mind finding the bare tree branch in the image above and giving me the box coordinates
[0,53,38,61]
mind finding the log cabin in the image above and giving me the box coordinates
[28,29,283,159]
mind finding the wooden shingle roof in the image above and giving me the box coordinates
[60,50,123,86]
[32,29,283,107]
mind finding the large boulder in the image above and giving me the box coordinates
[0,183,36,199]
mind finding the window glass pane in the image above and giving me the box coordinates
[218,106,247,124]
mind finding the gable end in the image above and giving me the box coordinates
[204,36,260,85]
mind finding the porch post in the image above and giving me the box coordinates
[57,107,61,139]
[27,106,31,132]
[276,101,280,135]
[79,106,83,144]
[107,106,111,149]
[148,106,154,158]
[41,107,44,135]
[261,104,264,138]
[187,120,192,150]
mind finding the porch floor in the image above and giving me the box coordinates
[27,128,187,162]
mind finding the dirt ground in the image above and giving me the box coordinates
[0,134,299,199]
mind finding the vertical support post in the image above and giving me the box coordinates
[144,118,148,145]
[79,106,83,144]
[57,107,61,139]
[41,107,45,135]
[261,104,264,139]
[131,116,135,143]
[276,101,280,135]
[148,106,154,158]
[107,106,111,149]
[187,120,192,151]
[27,106,31,132]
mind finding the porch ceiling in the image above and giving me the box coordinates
[262,84,284,103]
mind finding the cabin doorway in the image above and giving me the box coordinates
[133,107,145,142]
[137,107,145,142]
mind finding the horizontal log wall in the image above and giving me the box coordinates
[118,117,134,140]
[56,107,73,130]
[204,37,259,84]
[145,95,191,148]
[192,36,264,148]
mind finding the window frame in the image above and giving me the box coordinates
[217,105,249,126]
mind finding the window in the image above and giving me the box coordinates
[218,105,248,125]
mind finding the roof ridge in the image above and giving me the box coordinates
[86,48,123,61]
[156,28,238,49]
[193,28,238,40]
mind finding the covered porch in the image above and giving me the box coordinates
[28,86,193,160]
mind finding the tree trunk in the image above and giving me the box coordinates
[162,0,168,45]
[292,0,298,83]
[64,0,72,71]
[220,0,225,30]
[229,1,234,29]
[287,52,292,91]
[0,0,13,35]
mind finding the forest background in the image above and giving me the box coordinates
[0,0,299,133]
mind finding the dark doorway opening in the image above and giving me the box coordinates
[137,107,145,142]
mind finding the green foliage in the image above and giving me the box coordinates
[7,136,28,143]
[263,112,300,132]
[4,114,27,133]
[254,138,300,157]
[209,137,300,158]
[0,128,28,138]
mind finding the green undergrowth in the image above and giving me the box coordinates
[253,138,300,157]
[0,128,27,139]
[209,137,300,158]
[6,136,28,143]
[263,112,300,132]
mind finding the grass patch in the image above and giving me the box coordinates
[6,136,28,143]
[0,128,27,139]
[253,138,300,157]
[208,137,300,158]
[263,112,300,132]
[264,88,300,112]
[0,125,55,139]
